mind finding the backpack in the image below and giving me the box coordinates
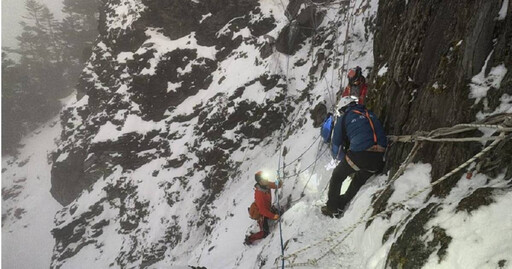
[321,112,334,143]
[248,202,261,220]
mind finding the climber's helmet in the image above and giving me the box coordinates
[255,171,270,183]
[338,96,358,112]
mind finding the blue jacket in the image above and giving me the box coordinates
[331,104,387,160]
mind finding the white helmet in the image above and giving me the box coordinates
[337,95,358,110]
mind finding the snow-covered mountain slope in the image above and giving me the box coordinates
[2,115,63,269]
[46,0,380,267]
[2,0,511,268]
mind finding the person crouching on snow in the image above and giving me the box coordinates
[244,171,282,245]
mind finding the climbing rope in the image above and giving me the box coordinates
[276,169,286,269]
[281,135,321,167]
[282,146,330,180]
[273,17,296,267]
[292,141,328,203]
[276,115,512,267]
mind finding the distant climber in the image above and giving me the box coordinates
[338,66,368,105]
[245,171,282,245]
[321,96,387,218]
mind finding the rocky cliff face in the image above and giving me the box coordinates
[370,0,511,185]
[51,0,277,206]
[369,1,512,267]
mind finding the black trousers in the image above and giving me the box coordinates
[327,151,384,211]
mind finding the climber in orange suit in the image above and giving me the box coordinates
[245,171,282,245]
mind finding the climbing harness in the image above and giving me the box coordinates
[352,109,378,145]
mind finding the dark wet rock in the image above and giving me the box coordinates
[259,35,275,59]
[90,220,109,238]
[247,8,277,37]
[259,74,281,91]
[171,110,201,123]
[51,148,89,206]
[456,187,498,214]
[386,203,452,269]
[130,49,217,122]
[477,132,512,180]
[382,225,396,244]
[310,103,327,128]
[276,1,326,55]
[195,0,258,46]
[165,155,190,169]
[143,0,203,40]
[371,0,508,199]
[228,87,246,101]
[367,185,395,228]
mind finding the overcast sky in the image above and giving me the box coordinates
[2,0,63,49]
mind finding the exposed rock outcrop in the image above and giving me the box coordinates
[275,0,327,54]
[368,1,511,266]
[370,0,510,193]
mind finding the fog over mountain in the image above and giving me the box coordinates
[2,0,63,49]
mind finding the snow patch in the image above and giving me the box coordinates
[105,0,146,31]
[425,178,512,269]
[497,0,509,20]
[377,64,388,76]
[469,51,507,104]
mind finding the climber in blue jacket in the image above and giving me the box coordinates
[321,96,387,218]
